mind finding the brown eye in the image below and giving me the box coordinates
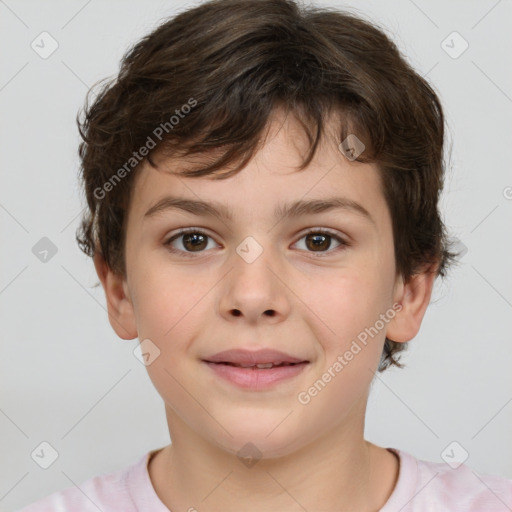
[181,232,208,252]
[165,229,217,256]
[305,233,332,252]
[164,228,348,259]
[294,229,348,256]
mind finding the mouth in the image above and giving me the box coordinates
[202,348,309,366]
[206,361,305,369]
[202,349,310,389]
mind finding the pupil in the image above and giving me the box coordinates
[184,233,206,251]
[307,233,330,251]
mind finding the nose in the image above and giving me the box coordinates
[218,247,292,325]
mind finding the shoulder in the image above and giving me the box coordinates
[15,452,151,512]
[382,447,512,512]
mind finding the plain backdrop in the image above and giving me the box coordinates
[1,0,511,509]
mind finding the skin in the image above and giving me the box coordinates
[95,108,437,511]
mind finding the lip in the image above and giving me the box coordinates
[202,349,309,390]
[203,348,307,365]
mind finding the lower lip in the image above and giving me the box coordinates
[203,361,308,389]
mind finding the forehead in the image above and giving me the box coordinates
[128,111,389,230]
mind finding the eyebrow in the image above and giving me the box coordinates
[144,195,375,225]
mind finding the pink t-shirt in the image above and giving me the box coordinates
[17,447,512,511]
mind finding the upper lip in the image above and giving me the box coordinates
[203,349,308,365]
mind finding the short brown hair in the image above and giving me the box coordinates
[76,0,459,371]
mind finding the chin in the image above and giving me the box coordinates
[210,420,308,462]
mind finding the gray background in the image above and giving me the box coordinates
[1,0,511,509]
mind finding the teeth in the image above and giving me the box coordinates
[218,361,299,368]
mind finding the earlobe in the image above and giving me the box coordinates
[385,264,438,343]
[93,253,138,340]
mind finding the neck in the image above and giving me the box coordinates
[149,404,399,512]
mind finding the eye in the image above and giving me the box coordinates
[164,228,218,257]
[293,229,349,257]
[163,227,349,258]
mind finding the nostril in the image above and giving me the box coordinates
[230,309,275,316]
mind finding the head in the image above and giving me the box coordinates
[77,0,459,458]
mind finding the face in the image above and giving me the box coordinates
[109,110,415,459]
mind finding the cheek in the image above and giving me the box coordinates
[307,268,390,352]
[295,274,387,426]
[130,270,209,407]
[130,258,210,340]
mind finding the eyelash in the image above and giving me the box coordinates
[163,227,350,258]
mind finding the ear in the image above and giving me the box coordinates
[385,263,438,343]
[93,252,138,340]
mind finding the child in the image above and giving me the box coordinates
[18,0,512,510]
